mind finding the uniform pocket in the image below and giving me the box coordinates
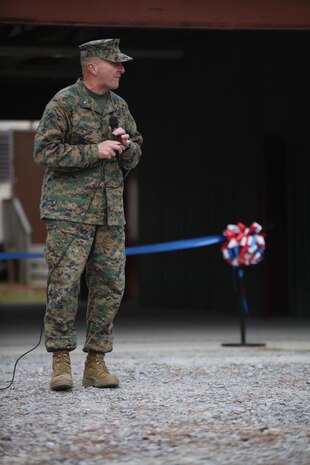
[44,220,80,270]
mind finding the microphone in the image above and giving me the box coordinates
[109,116,122,165]
[109,115,119,133]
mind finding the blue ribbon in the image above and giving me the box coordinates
[0,234,225,260]
[125,235,225,256]
[0,253,44,260]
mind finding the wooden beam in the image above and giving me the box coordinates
[1,0,310,29]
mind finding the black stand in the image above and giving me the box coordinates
[222,267,265,347]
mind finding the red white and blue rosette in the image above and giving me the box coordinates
[221,222,265,267]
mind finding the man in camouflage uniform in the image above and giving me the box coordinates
[34,39,143,391]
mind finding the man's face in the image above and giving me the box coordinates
[94,59,125,91]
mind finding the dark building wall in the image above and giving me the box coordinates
[128,31,310,317]
[1,28,309,317]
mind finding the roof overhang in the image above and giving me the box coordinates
[1,0,310,30]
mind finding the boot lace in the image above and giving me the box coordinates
[94,354,109,374]
[54,352,71,372]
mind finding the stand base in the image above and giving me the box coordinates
[222,343,266,347]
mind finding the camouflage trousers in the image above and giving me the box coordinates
[44,220,125,354]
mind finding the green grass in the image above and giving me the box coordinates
[0,284,46,304]
[0,294,46,304]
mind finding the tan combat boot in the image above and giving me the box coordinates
[50,350,73,391]
[83,352,119,388]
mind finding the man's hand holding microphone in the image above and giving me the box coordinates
[98,116,130,160]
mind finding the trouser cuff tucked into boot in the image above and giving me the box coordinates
[50,350,73,391]
[83,351,119,388]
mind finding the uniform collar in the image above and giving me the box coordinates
[76,78,118,117]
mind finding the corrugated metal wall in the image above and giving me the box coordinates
[1,27,308,316]
[287,134,310,317]
[134,31,310,317]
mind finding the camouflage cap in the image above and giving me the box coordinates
[78,38,132,63]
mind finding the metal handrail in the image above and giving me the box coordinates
[2,197,32,283]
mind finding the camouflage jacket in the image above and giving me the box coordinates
[33,78,143,226]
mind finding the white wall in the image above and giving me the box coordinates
[0,121,39,130]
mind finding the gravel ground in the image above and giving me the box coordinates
[0,322,310,465]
